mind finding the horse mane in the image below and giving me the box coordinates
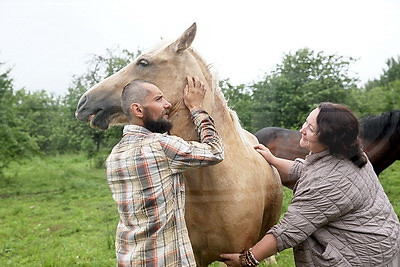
[189,48,254,146]
[359,110,400,141]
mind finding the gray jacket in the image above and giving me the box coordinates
[268,150,400,266]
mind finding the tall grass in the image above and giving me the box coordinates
[1,155,399,266]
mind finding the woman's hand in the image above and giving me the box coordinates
[255,143,296,189]
[220,253,241,267]
[254,144,276,164]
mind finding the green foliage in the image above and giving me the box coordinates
[352,81,400,117]
[251,48,358,131]
[365,56,400,90]
[355,56,400,117]
[14,89,62,152]
[0,63,39,175]
[219,79,254,132]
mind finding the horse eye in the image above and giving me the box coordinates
[137,59,149,67]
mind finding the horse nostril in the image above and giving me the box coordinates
[77,95,88,110]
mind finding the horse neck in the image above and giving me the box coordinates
[171,50,247,147]
[361,111,400,141]
[191,50,239,137]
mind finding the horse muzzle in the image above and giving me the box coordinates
[75,94,112,130]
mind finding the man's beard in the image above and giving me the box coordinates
[143,109,173,134]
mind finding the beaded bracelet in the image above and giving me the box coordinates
[239,248,260,267]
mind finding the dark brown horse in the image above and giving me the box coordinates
[255,110,400,189]
[359,110,400,174]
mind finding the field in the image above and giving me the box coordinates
[1,154,399,266]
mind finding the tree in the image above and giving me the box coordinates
[0,63,39,175]
[14,89,62,152]
[366,56,400,90]
[219,79,254,132]
[251,48,358,131]
[358,56,400,116]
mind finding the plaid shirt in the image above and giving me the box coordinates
[106,109,224,266]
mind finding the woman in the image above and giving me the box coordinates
[221,102,400,266]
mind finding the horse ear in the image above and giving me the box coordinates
[170,22,197,53]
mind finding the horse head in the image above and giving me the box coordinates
[75,23,212,137]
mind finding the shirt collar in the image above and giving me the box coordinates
[123,125,152,137]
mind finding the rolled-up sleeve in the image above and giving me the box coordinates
[288,158,305,183]
[160,109,224,173]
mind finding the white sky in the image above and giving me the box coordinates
[1,0,399,96]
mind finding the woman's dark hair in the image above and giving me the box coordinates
[316,102,367,168]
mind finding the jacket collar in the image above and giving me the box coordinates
[304,150,330,165]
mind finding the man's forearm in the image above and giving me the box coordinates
[190,108,224,159]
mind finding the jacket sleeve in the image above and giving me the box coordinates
[159,109,224,173]
[288,158,305,183]
[267,172,355,252]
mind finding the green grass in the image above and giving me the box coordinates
[379,161,400,215]
[0,154,117,266]
[0,155,399,266]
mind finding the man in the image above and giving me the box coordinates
[106,76,224,266]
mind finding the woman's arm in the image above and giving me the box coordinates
[254,144,294,187]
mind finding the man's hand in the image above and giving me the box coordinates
[183,76,206,112]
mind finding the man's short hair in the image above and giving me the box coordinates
[121,80,155,119]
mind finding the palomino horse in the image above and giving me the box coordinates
[255,110,400,189]
[75,23,282,266]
